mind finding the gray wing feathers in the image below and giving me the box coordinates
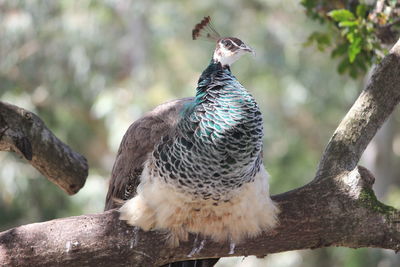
[104,98,193,210]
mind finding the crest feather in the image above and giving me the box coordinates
[192,16,220,41]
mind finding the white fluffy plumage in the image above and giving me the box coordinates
[120,161,279,247]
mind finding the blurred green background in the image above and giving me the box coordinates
[1,0,399,266]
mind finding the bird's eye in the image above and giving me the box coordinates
[222,40,233,48]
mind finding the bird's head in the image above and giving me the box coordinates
[213,37,254,67]
[192,16,254,67]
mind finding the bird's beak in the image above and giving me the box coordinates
[242,44,256,56]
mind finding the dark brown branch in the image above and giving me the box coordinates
[0,166,398,267]
[381,18,400,29]
[0,102,88,194]
[375,18,400,45]
[368,0,399,44]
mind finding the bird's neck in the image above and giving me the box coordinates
[195,60,231,96]
[213,49,241,67]
[182,59,260,132]
[200,60,230,79]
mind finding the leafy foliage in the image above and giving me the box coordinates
[302,0,399,78]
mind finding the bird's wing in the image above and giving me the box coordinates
[104,97,193,210]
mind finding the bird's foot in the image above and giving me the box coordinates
[128,226,141,249]
[228,240,236,255]
[188,234,207,257]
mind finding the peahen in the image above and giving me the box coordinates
[105,16,279,267]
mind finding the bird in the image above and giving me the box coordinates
[105,16,279,267]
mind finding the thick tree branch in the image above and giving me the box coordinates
[0,102,88,194]
[1,35,400,267]
[0,166,399,266]
[316,40,400,178]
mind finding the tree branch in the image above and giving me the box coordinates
[0,166,399,266]
[316,40,400,178]
[381,18,400,29]
[0,101,88,194]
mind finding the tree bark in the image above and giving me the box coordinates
[1,36,400,267]
[0,166,398,267]
[316,41,400,178]
[0,102,88,194]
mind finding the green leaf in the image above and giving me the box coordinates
[304,32,331,51]
[354,56,368,72]
[346,31,355,43]
[337,58,349,74]
[348,37,362,63]
[349,66,359,78]
[331,43,348,58]
[301,0,317,9]
[339,21,358,27]
[356,4,368,17]
[328,9,355,22]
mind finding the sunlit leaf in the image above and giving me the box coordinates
[348,37,362,63]
[328,9,355,22]
[339,21,358,27]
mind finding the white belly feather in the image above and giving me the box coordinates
[119,160,279,246]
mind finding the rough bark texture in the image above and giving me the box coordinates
[1,38,400,267]
[0,102,88,194]
[0,166,398,267]
[316,42,400,178]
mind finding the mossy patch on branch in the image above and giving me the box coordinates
[359,188,397,218]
